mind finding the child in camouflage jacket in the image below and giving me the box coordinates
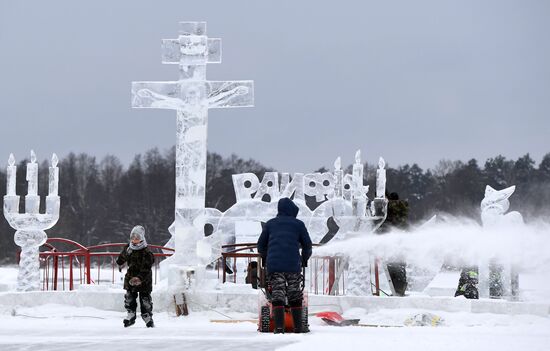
[117,225,155,328]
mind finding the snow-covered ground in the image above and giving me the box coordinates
[0,303,548,351]
[1,267,550,350]
[1,219,549,350]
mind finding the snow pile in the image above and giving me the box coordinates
[0,266,18,292]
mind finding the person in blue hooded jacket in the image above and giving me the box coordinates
[257,197,313,333]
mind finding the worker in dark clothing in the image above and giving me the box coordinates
[377,192,409,296]
[454,266,479,299]
[378,192,409,232]
[257,198,313,334]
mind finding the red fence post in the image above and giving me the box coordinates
[85,249,91,285]
[322,259,326,294]
[328,257,336,295]
[69,256,74,291]
[53,254,59,291]
[61,254,65,291]
[314,258,318,295]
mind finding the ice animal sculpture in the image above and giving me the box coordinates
[481,185,523,227]
[3,152,60,291]
[480,185,523,299]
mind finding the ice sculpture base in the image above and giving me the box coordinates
[14,230,47,292]
[165,264,206,291]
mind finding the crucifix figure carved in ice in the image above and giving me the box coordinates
[131,22,254,268]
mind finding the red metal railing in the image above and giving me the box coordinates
[38,238,174,291]
[309,256,347,296]
[218,243,259,284]
[218,243,361,296]
[34,239,380,295]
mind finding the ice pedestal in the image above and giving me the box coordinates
[166,264,206,292]
[14,230,47,291]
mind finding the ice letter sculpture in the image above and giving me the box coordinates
[3,152,60,291]
[131,22,254,268]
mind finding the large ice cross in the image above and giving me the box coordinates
[131,22,254,266]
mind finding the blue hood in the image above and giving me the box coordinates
[277,198,299,218]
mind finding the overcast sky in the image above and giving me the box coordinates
[0,0,549,173]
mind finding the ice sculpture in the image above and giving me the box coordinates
[479,185,523,299]
[196,151,388,289]
[201,150,388,250]
[3,152,60,291]
[131,22,254,269]
[376,157,386,198]
[352,150,368,217]
[481,185,523,227]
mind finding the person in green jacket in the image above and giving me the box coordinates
[117,225,155,328]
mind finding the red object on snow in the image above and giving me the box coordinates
[316,311,360,326]
[316,311,345,322]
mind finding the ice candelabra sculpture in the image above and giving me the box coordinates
[3,151,60,291]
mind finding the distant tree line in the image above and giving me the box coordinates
[0,148,548,263]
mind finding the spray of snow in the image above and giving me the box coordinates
[315,216,550,274]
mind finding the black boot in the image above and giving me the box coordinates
[142,313,154,328]
[464,284,479,299]
[123,311,136,327]
[273,306,285,334]
[291,307,303,333]
[387,262,407,296]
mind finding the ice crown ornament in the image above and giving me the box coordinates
[3,151,60,291]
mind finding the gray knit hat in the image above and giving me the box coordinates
[130,225,146,241]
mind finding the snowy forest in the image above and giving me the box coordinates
[0,148,549,263]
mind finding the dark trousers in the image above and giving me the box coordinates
[268,272,303,307]
[387,262,407,296]
[124,290,153,319]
